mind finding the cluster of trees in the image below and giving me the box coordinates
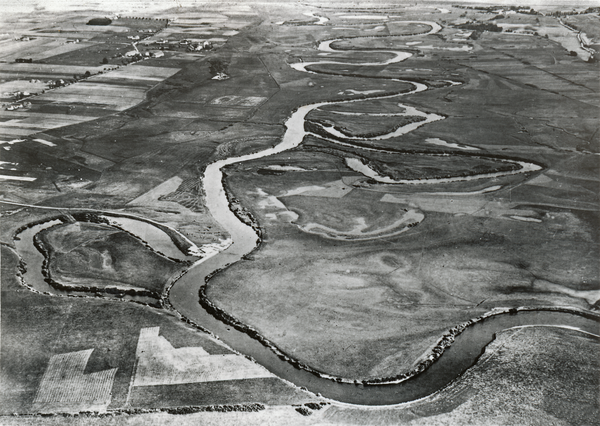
[58,403,266,418]
[87,17,112,26]
[118,16,168,23]
[208,58,229,77]
[453,5,540,15]
[295,407,311,416]
[549,7,600,16]
[455,22,503,33]
[71,212,110,224]
[72,70,92,81]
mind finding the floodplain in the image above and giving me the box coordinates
[1,0,599,424]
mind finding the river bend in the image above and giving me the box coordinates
[11,19,597,406]
[167,20,594,405]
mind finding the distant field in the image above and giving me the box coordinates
[536,16,593,60]
[0,64,180,140]
[110,17,167,31]
[0,38,60,62]
[0,62,107,78]
[99,64,181,79]
[1,41,96,63]
[563,14,600,42]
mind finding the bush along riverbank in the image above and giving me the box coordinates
[222,174,263,238]
[7,403,266,418]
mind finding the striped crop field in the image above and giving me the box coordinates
[32,349,117,414]
[0,40,96,63]
[95,64,181,80]
[0,64,180,140]
[0,111,93,139]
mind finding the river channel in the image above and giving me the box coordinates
[13,20,599,406]
[168,20,598,405]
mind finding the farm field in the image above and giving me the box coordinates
[0,245,313,415]
[0,64,181,141]
[1,0,599,424]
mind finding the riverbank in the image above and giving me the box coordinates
[12,213,196,307]
[199,272,600,388]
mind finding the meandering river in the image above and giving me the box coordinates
[14,19,599,406]
[168,20,596,404]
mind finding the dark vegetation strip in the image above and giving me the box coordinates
[4,403,265,418]
[291,403,329,417]
[222,174,262,237]
[302,125,547,166]
[306,116,426,139]
[281,20,322,26]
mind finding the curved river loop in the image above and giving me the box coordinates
[12,20,599,406]
[167,20,598,405]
